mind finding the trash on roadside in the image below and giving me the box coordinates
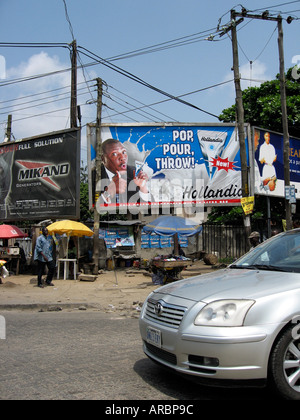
[152,271,164,285]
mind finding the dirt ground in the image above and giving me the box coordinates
[0,259,220,317]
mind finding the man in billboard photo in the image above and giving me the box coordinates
[259,131,277,191]
[100,138,150,204]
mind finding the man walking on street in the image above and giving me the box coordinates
[34,226,55,288]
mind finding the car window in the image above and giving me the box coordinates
[231,230,300,273]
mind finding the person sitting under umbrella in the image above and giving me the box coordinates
[14,242,26,273]
[172,243,185,257]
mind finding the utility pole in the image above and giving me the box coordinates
[92,78,103,275]
[230,11,249,200]
[70,40,77,128]
[5,114,12,142]
[278,17,292,230]
[225,9,293,231]
[220,11,251,236]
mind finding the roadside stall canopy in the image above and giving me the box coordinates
[0,224,28,239]
[47,220,94,237]
[47,219,94,259]
[143,215,202,255]
[46,220,94,278]
[143,216,202,237]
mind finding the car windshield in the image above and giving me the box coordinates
[230,229,300,273]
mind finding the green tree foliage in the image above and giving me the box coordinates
[219,68,300,138]
[207,206,244,225]
[79,162,93,222]
[80,181,93,222]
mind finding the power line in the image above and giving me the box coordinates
[78,46,219,119]
[1,2,298,130]
[0,81,94,107]
[0,81,94,105]
[0,64,177,124]
[0,42,70,48]
[216,2,300,34]
[62,0,75,41]
[104,80,233,121]
[105,27,220,61]
[108,85,177,122]
[0,65,72,87]
[251,1,300,12]
[0,86,93,115]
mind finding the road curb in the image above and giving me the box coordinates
[0,302,101,312]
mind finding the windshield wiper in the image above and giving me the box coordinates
[230,264,289,272]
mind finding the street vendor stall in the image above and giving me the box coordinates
[0,225,28,275]
[150,256,191,283]
[0,248,21,275]
[47,220,94,279]
[143,216,201,284]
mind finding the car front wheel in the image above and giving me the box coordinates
[269,325,300,400]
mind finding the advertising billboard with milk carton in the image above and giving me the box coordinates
[87,123,251,214]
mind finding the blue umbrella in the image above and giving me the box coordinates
[143,216,202,237]
[143,216,202,255]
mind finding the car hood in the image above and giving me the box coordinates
[153,268,300,303]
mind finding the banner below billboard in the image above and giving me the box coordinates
[253,127,300,199]
[0,128,80,221]
[87,123,250,214]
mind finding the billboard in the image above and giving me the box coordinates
[253,127,300,199]
[0,128,80,221]
[87,123,251,213]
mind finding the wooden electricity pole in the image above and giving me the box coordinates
[230,11,249,199]
[229,11,251,236]
[278,17,292,230]
[70,40,77,128]
[5,114,12,142]
[92,78,103,275]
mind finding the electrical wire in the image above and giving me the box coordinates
[104,80,233,120]
[105,27,220,62]
[0,65,73,87]
[1,1,298,133]
[105,91,174,123]
[108,85,177,122]
[0,42,70,48]
[251,1,300,13]
[0,83,94,110]
[62,0,75,41]
[0,86,93,115]
[77,46,219,119]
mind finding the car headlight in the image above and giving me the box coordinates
[194,299,255,327]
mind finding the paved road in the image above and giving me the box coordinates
[0,311,275,401]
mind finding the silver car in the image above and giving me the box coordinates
[139,229,300,400]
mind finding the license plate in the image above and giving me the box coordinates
[146,326,161,348]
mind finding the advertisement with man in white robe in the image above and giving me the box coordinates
[253,127,300,199]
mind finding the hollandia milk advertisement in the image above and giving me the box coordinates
[87,123,251,214]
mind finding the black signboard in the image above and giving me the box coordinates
[0,128,80,221]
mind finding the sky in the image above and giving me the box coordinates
[0,0,299,165]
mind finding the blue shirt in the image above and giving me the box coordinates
[34,234,53,262]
